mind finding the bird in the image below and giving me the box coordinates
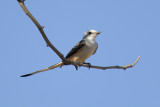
[20,30,101,77]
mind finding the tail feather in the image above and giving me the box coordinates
[20,62,63,77]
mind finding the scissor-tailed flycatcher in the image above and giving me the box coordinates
[21,30,101,77]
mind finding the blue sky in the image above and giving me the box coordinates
[1,0,160,107]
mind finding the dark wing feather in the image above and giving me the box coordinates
[66,40,86,58]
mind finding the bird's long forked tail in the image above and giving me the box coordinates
[20,62,63,77]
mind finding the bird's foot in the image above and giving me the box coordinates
[74,62,83,70]
[83,62,91,69]
[74,65,78,70]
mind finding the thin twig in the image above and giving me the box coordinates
[17,0,66,62]
[65,56,141,70]
[17,0,141,74]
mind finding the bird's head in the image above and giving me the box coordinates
[83,30,101,40]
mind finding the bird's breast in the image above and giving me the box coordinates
[69,40,97,62]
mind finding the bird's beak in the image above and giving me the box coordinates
[97,32,101,34]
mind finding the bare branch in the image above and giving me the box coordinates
[17,0,66,62]
[17,0,141,77]
[65,56,141,70]
[88,56,141,70]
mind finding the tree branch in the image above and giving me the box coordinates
[17,0,66,62]
[17,0,141,73]
[87,56,141,70]
[64,56,141,70]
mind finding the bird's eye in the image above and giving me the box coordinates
[88,32,92,35]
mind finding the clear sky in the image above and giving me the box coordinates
[1,0,160,107]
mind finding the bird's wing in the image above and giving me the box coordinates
[66,40,86,58]
[92,43,98,55]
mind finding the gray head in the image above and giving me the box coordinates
[83,30,101,40]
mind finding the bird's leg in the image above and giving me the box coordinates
[74,62,84,70]
[74,62,91,70]
[74,65,78,70]
[83,62,91,69]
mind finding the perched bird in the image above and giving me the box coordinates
[21,30,101,77]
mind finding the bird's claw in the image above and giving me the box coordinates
[74,62,91,70]
[74,62,83,70]
[83,62,91,70]
[74,65,78,70]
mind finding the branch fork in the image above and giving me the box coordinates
[17,0,141,72]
